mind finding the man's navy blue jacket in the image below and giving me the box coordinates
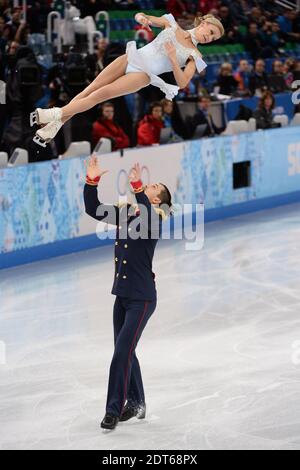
[84,183,163,301]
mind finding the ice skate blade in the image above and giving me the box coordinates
[137,410,146,419]
[30,110,40,127]
[33,134,47,148]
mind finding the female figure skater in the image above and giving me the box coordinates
[31,12,224,147]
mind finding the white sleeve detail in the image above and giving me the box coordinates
[163,13,178,29]
[194,55,207,73]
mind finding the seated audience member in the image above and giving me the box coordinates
[187,96,224,138]
[167,0,188,19]
[294,60,300,81]
[253,91,281,130]
[234,60,252,97]
[283,58,298,89]
[228,0,249,25]
[261,22,286,54]
[137,102,164,146]
[278,9,300,42]
[244,22,273,60]
[268,60,288,94]
[214,63,239,97]
[197,0,219,16]
[92,102,130,150]
[249,59,269,97]
[0,15,8,55]
[218,5,235,32]
[161,99,184,142]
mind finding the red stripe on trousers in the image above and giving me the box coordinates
[121,301,149,414]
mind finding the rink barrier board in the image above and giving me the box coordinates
[1,188,300,270]
[1,126,300,270]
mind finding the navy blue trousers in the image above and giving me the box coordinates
[105,296,157,417]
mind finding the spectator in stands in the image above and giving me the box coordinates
[218,5,235,32]
[248,7,265,27]
[166,0,188,19]
[214,63,238,97]
[253,91,281,130]
[294,60,300,82]
[114,0,138,10]
[268,60,288,94]
[234,59,251,97]
[263,0,285,20]
[95,37,109,75]
[3,7,29,45]
[0,0,9,18]
[137,102,164,147]
[161,99,184,142]
[0,15,8,54]
[277,9,300,42]
[92,102,130,150]
[283,58,297,89]
[78,0,113,16]
[187,95,224,138]
[228,0,249,25]
[244,22,274,60]
[196,1,219,16]
[249,59,269,97]
[223,24,244,45]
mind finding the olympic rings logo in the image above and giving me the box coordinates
[117,165,150,196]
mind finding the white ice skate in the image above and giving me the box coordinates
[33,120,63,147]
[30,107,62,127]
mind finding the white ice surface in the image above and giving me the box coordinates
[1,203,300,450]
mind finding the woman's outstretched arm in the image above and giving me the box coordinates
[135,12,170,30]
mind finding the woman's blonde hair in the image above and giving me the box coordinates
[194,14,225,37]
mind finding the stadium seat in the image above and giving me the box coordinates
[291,113,300,127]
[248,118,257,132]
[8,148,29,167]
[273,114,289,127]
[59,141,91,160]
[0,152,8,168]
[93,138,112,155]
[222,120,249,135]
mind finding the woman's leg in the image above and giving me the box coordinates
[60,72,150,119]
[61,54,129,123]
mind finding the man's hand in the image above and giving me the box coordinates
[129,163,142,183]
[84,154,108,180]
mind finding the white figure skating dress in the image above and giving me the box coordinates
[125,13,207,100]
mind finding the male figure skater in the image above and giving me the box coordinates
[84,155,172,430]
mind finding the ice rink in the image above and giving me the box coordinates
[1,202,300,450]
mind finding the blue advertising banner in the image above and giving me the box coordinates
[224,92,295,122]
[1,125,300,268]
[174,126,300,210]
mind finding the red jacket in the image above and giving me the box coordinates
[92,119,130,150]
[137,115,164,146]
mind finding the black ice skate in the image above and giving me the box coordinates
[100,413,119,430]
[120,403,146,422]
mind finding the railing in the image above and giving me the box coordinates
[275,0,300,10]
